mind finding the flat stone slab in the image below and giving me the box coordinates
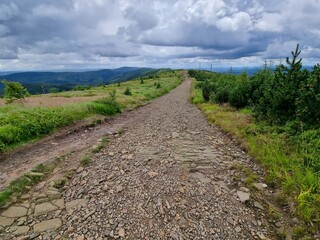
[33,218,62,232]
[1,206,28,218]
[52,198,65,209]
[0,216,14,227]
[34,202,58,216]
[191,172,211,183]
[46,190,61,200]
[14,226,30,235]
[65,199,88,211]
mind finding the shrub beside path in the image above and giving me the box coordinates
[1,72,277,239]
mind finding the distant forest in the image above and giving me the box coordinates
[0,67,160,95]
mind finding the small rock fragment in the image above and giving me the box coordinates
[76,167,84,173]
[148,171,159,178]
[29,233,40,239]
[254,201,264,210]
[257,232,267,240]
[119,228,125,237]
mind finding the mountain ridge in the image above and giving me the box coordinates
[0,67,160,94]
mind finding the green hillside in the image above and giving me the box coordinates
[0,67,161,95]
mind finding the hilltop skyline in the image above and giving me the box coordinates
[0,0,320,71]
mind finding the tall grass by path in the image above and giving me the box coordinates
[0,70,183,153]
[191,79,320,233]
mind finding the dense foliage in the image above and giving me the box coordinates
[190,45,320,128]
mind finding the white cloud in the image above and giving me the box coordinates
[255,12,283,32]
[0,0,319,70]
[216,11,252,31]
[186,0,227,24]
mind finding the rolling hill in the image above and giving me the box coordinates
[0,67,159,95]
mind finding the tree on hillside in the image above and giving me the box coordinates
[1,80,30,104]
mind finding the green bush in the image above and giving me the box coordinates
[73,85,85,91]
[253,45,310,124]
[88,102,120,116]
[296,64,320,127]
[0,125,22,145]
[88,91,121,116]
[124,87,132,95]
[191,44,320,129]
[228,72,251,108]
[1,80,30,104]
[196,80,215,101]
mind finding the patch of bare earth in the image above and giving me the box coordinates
[1,72,290,239]
[0,95,102,108]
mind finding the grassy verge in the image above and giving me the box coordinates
[191,79,320,232]
[0,70,182,153]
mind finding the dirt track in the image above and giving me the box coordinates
[0,72,276,239]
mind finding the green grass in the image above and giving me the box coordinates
[0,70,183,153]
[80,156,91,165]
[191,79,320,231]
[0,160,60,206]
[0,190,11,206]
[101,137,109,143]
[52,178,67,188]
[32,163,56,174]
[92,144,103,153]
[0,173,43,206]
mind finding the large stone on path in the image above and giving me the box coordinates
[34,202,58,216]
[0,216,14,227]
[1,206,28,218]
[33,218,62,232]
[237,191,250,203]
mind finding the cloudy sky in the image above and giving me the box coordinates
[0,0,320,71]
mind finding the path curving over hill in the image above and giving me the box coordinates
[0,72,274,239]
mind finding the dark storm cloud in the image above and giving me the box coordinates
[0,0,319,70]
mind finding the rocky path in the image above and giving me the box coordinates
[0,72,275,239]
